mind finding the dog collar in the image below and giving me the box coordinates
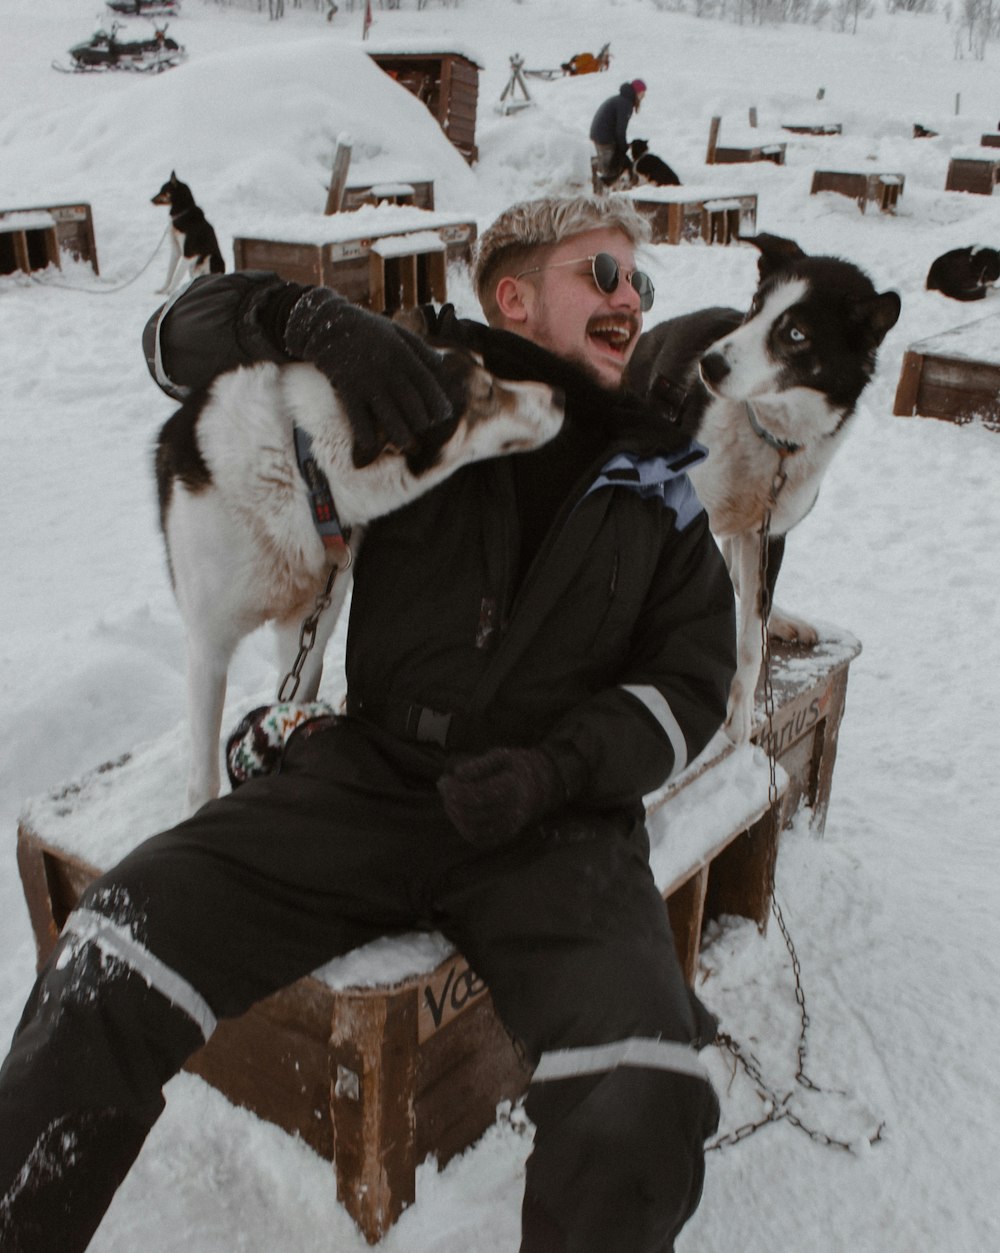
[292,425,350,555]
[745,401,802,454]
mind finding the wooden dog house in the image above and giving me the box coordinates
[0,202,99,276]
[706,117,786,166]
[627,186,758,246]
[367,49,481,163]
[232,207,476,316]
[781,121,842,136]
[341,179,435,212]
[17,630,860,1243]
[893,312,1000,431]
[945,151,1000,194]
[809,170,904,214]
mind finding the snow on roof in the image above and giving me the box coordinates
[230,203,475,246]
[0,211,56,231]
[906,310,1000,364]
[362,37,485,68]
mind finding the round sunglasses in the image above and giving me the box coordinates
[516,251,655,312]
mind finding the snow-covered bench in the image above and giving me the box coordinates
[15,629,860,1243]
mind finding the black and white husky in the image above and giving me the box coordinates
[156,352,564,811]
[152,172,226,295]
[626,233,900,741]
[926,245,1000,302]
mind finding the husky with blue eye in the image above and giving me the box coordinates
[626,233,901,741]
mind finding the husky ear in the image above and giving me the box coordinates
[746,233,806,280]
[857,290,902,346]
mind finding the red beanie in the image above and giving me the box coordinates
[631,79,647,96]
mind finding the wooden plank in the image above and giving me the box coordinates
[233,238,324,286]
[330,987,419,1242]
[893,350,924,416]
[414,993,530,1167]
[946,157,1000,194]
[186,981,337,1160]
[666,868,709,984]
[704,805,782,931]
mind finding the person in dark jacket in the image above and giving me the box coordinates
[0,194,736,1253]
[590,78,646,185]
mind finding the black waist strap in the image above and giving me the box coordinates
[346,694,466,749]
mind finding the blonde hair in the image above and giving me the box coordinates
[473,194,651,324]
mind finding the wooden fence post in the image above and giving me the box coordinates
[706,115,720,164]
[325,134,353,215]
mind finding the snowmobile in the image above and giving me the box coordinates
[53,22,186,74]
[106,0,182,16]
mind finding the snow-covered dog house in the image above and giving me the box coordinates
[367,47,482,164]
[893,312,1000,431]
[626,185,758,246]
[16,632,860,1243]
[0,202,99,276]
[341,179,435,212]
[810,170,905,214]
[232,205,476,316]
[705,117,787,167]
[945,150,1000,195]
[781,121,842,136]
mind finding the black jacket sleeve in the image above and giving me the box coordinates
[142,271,306,399]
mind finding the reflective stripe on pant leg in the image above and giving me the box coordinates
[533,1036,710,1086]
[63,908,217,1042]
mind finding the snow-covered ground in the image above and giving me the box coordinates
[1,1,999,1249]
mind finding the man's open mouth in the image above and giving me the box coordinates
[587,315,638,357]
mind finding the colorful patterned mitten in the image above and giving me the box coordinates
[225,702,337,790]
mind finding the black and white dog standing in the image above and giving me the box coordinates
[152,172,226,295]
[627,233,901,741]
[156,350,564,812]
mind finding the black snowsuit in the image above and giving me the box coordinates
[590,82,640,183]
[0,274,736,1253]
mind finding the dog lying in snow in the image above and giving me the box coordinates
[925,245,1000,302]
[156,349,564,812]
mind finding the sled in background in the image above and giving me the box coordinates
[53,21,186,73]
[561,42,611,76]
[106,0,181,16]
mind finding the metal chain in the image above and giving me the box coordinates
[276,551,350,702]
[707,459,884,1156]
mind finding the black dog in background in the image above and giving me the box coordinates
[152,172,226,295]
[926,245,1000,301]
[628,138,681,187]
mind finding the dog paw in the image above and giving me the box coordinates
[768,607,818,646]
[723,683,753,744]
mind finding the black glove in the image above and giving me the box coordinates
[282,287,455,467]
[437,747,566,848]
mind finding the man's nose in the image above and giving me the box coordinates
[611,272,642,312]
